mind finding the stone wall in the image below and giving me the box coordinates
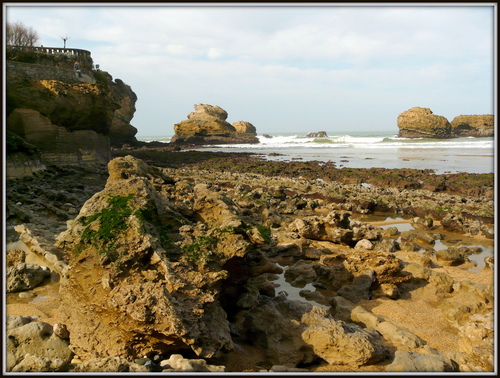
[6,61,81,84]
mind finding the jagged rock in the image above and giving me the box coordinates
[301,306,387,367]
[456,313,494,372]
[171,104,259,145]
[397,107,452,138]
[6,320,74,372]
[450,115,494,137]
[53,155,275,361]
[342,250,404,286]
[69,357,149,372]
[11,353,70,372]
[6,262,50,292]
[401,262,454,295]
[6,249,26,266]
[288,211,353,244]
[232,121,257,134]
[306,131,328,138]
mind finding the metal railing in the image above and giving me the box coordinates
[7,45,92,60]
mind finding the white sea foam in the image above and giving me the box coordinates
[136,131,495,174]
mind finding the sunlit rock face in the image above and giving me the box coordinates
[171,104,259,145]
[397,107,452,139]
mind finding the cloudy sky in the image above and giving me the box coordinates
[5,3,495,137]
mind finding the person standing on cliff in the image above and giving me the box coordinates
[74,61,79,70]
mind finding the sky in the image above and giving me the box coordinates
[4,3,496,137]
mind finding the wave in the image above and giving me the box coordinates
[137,133,493,150]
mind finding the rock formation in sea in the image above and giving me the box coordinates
[397,107,453,138]
[397,107,494,138]
[450,115,494,137]
[6,47,140,177]
[306,131,328,138]
[171,104,259,145]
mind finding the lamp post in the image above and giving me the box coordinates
[61,36,70,48]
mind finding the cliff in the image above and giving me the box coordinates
[171,104,259,145]
[397,107,494,139]
[6,49,139,177]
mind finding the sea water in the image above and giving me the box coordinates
[137,131,495,175]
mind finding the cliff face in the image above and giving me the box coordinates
[397,107,494,139]
[171,104,259,145]
[6,59,139,176]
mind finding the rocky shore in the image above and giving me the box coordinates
[5,148,494,373]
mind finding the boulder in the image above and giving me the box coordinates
[171,104,259,145]
[11,353,70,372]
[7,320,74,371]
[232,121,257,134]
[386,350,458,372]
[301,307,388,367]
[435,247,466,266]
[397,107,452,138]
[160,354,225,372]
[6,262,50,292]
[450,115,494,137]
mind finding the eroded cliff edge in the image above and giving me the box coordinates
[6,53,139,178]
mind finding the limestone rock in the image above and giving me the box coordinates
[160,354,226,372]
[53,156,277,361]
[7,108,111,166]
[11,353,70,372]
[6,249,26,267]
[6,262,50,292]
[301,307,387,367]
[456,314,494,371]
[6,60,139,149]
[171,104,259,145]
[7,321,74,371]
[236,295,317,367]
[232,121,257,134]
[306,131,328,138]
[397,107,452,138]
[386,350,458,372]
[450,115,494,137]
[69,357,149,372]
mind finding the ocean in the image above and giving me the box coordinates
[137,131,495,175]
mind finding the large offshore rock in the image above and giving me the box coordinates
[397,107,452,138]
[450,115,494,137]
[171,104,259,145]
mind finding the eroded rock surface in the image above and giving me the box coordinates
[171,104,259,145]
